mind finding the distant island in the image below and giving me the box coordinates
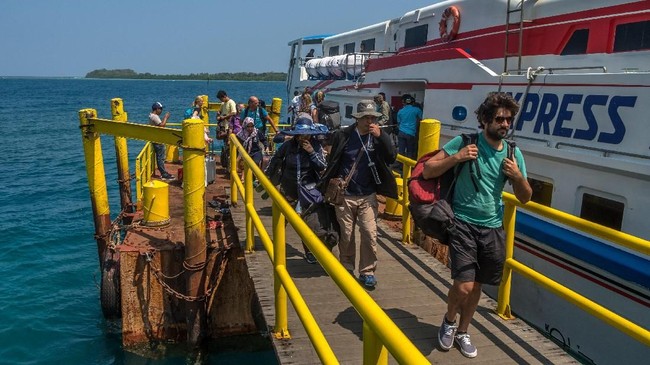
[85,68,286,81]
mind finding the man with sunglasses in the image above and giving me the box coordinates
[422,92,532,358]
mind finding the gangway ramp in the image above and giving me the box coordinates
[231,193,577,364]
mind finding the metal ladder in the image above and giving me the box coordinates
[503,0,527,74]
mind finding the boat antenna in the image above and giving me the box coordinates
[507,66,544,140]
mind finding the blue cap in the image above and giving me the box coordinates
[152,101,164,110]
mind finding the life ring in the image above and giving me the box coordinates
[439,6,461,42]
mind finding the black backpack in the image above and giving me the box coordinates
[317,100,341,130]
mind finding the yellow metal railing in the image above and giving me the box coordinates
[497,195,650,347]
[227,134,429,365]
[394,154,416,245]
[135,141,156,207]
[389,118,442,245]
[387,119,650,348]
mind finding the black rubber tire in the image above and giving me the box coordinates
[100,250,121,319]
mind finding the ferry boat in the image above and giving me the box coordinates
[286,1,650,363]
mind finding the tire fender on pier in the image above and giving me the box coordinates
[100,248,121,319]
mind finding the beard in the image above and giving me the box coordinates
[485,124,508,140]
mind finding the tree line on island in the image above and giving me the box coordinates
[85,68,286,81]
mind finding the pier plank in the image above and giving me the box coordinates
[233,191,578,364]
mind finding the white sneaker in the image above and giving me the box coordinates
[437,318,457,350]
[455,332,477,358]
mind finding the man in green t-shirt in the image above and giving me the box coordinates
[422,92,532,359]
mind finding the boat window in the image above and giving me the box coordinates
[344,43,356,54]
[528,178,553,206]
[345,104,353,119]
[614,20,650,52]
[329,46,339,56]
[579,193,624,230]
[361,38,376,52]
[561,29,589,55]
[404,24,428,48]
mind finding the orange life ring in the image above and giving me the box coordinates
[439,6,461,42]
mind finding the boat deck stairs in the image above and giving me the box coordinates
[231,190,577,364]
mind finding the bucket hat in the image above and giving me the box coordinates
[281,116,328,136]
[351,100,382,119]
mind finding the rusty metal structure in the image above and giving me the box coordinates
[78,97,268,350]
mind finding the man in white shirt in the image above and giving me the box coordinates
[216,90,237,130]
[148,102,174,180]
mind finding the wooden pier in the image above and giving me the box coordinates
[232,192,579,364]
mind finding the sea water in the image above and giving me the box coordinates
[0,78,284,365]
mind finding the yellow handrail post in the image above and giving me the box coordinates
[135,154,142,209]
[272,201,290,339]
[110,98,133,212]
[416,119,441,159]
[406,119,441,245]
[496,201,517,319]
[244,164,254,252]
[181,118,207,347]
[269,97,282,133]
[229,135,238,206]
[363,321,388,365]
[400,160,412,245]
[79,108,111,266]
[200,95,209,124]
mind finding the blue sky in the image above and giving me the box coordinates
[0,0,435,77]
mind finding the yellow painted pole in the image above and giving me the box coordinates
[274,265,337,363]
[79,109,111,265]
[182,118,207,347]
[363,321,388,365]
[244,164,254,252]
[229,134,238,206]
[496,202,517,319]
[406,119,441,245]
[110,98,133,212]
[272,201,290,339]
[269,97,282,133]
[199,95,209,124]
[416,118,440,158]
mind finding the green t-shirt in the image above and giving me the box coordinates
[442,133,527,228]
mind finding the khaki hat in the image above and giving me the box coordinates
[351,100,382,119]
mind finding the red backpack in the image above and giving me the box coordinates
[408,133,517,244]
[407,134,479,244]
[408,134,478,205]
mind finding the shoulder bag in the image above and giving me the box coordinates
[324,148,364,205]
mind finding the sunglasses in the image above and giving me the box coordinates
[494,116,514,123]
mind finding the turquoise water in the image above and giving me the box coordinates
[0,78,283,364]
